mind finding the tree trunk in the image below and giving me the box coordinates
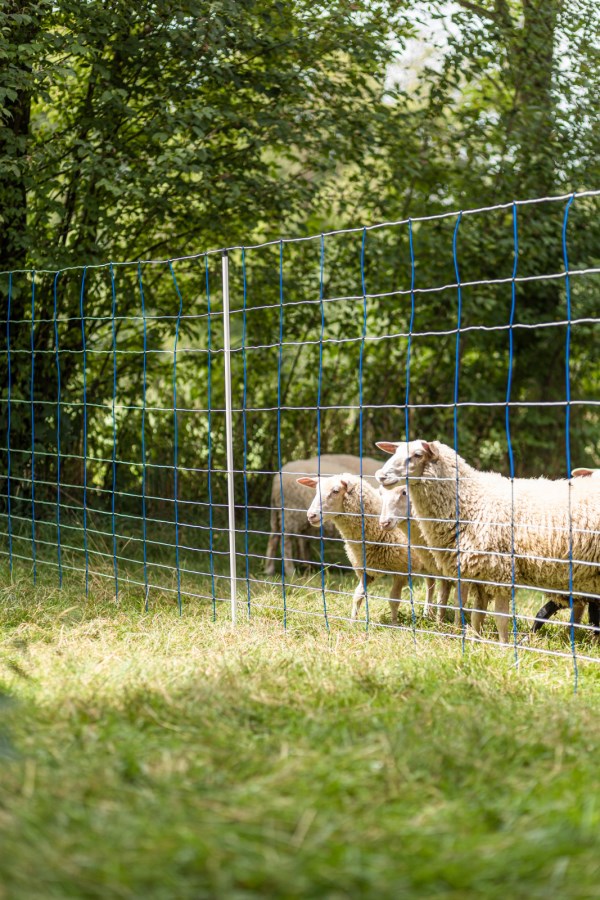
[507,0,567,475]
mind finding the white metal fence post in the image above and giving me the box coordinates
[222,250,238,624]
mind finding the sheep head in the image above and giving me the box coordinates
[297,474,353,527]
[375,439,440,486]
[379,484,410,530]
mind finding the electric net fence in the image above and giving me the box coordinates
[2,190,600,683]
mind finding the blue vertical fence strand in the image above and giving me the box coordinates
[53,273,63,587]
[5,273,13,576]
[562,194,579,691]
[109,264,119,601]
[137,263,149,608]
[241,248,251,616]
[506,204,519,665]
[168,261,184,614]
[205,254,217,618]
[79,267,89,595]
[404,219,417,642]
[358,229,370,630]
[316,235,329,630]
[277,240,287,628]
[30,271,37,583]
[452,214,466,648]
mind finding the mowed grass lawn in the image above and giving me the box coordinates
[2,568,600,899]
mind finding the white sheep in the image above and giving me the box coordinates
[378,483,590,634]
[375,440,600,643]
[381,467,600,637]
[297,473,431,625]
[265,454,381,578]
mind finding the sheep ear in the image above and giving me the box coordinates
[421,441,439,460]
[572,467,594,478]
[340,478,348,489]
[376,441,400,455]
[297,477,318,489]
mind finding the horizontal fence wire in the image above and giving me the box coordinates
[2,190,600,688]
[2,188,599,274]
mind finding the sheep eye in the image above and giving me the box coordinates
[413,451,423,458]
[332,487,339,494]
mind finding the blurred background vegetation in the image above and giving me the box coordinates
[1,0,599,583]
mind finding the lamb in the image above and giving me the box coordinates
[378,484,453,622]
[375,440,600,643]
[265,454,380,578]
[297,473,430,625]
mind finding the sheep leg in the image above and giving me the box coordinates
[470,586,489,634]
[454,580,470,629]
[351,573,374,620]
[297,535,312,569]
[283,534,296,579]
[569,599,586,636]
[566,597,585,626]
[389,575,407,626]
[532,596,585,634]
[265,532,279,575]
[494,592,511,644]
[531,598,561,633]
[437,580,450,623]
[265,502,281,575]
[589,602,600,638]
[423,577,436,619]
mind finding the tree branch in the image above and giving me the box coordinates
[455,0,513,28]
[455,0,499,21]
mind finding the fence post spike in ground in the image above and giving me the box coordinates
[222,250,238,626]
[506,203,519,667]
[359,228,370,630]
[405,218,417,641]
[109,264,119,602]
[452,213,465,647]
[277,240,287,627]
[30,270,37,584]
[6,272,13,577]
[53,272,62,588]
[79,267,89,596]
[241,247,251,617]
[205,254,218,619]
[317,234,330,630]
[562,193,578,692]
[137,262,149,609]
[168,261,184,614]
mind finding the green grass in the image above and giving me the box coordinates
[2,564,600,899]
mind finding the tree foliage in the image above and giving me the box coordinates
[0,0,599,555]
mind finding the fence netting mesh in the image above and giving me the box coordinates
[2,191,600,680]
